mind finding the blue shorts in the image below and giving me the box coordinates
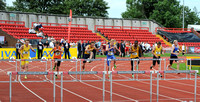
[107,55,116,66]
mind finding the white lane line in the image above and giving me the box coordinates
[69,64,139,102]
[91,62,183,102]
[46,65,93,102]
[18,75,46,102]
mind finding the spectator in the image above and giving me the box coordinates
[77,40,82,59]
[29,27,36,34]
[96,40,101,55]
[51,36,54,40]
[16,40,21,59]
[120,40,125,57]
[49,39,55,48]
[82,40,87,58]
[93,41,98,59]
[182,44,186,55]
[44,40,49,48]
[63,40,70,59]
[36,31,45,38]
[37,39,44,59]
[60,37,65,44]
[34,23,43,31]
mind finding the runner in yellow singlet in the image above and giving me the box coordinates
[150,42,164,77]
[19,39,36,79]
[129,41,142,78]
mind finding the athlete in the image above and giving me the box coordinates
[82,42,99,71]
[129,41,142,78]
[167,40,182,73]
[150,42,164,77]
[19,39,36,79]
[106,39,121,71]
[48,41,63,79]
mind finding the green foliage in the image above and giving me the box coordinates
[0,0,6,10]
[122,0,200,28]
[6,0,109,17]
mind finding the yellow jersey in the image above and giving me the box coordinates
[84,45,94,54]
[22,44,30,59]
[154,46,162,56]
[130,46,139,58]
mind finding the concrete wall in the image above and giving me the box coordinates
[28,14,37,28]
[0,11,162,33]
[19,14,28,27]
[0,12,9,21]
[104,19,113,26]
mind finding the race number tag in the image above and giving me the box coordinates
[39,46,42,50]
[56,52,60,55]
[23,51,28,54]
[108,52,113,55]
[156,52,161,54]
[132,53,137,55]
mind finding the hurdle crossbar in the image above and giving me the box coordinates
[156,70,198,102]
[108,71,153,102]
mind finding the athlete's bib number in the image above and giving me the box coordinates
[108,52,113,55]
[156,52,161,54]
[56,52,60,55]
[23,51,28,54]
[132,52,137,55]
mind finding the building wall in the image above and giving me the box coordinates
[0,11,162,33]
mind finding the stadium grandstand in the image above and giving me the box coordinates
[0,3,200,101]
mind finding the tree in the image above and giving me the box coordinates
[122,0,200,28]
[0,0,6,10]
[7,0,109,17]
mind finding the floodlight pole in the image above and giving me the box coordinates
[182,0,185,30]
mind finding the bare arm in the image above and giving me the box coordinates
[30,46,36,53]
[47,48,54,56]
[85,45,90,52]
[114,46,121,55]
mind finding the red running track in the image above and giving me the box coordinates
[0,57,200,102]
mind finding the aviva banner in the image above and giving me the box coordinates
[0,48,77,59]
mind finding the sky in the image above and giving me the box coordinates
[5,0,200,18]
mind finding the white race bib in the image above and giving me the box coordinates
[156,52,161,54]
[56,52,60,56]
[23,51,28,54]
[39,46,42,50]
[108,52,113,55]
[132,52,137,55]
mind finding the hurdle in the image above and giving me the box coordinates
[108,70,154,102]
[156,70,199,102]
[108,58,161,80]
[163,58,188,79]
[187,58,200,79]
[79,59,104,81]
[59,71,107,102]
[7,71,55,102]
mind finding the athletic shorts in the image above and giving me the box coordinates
[83,54,90,63]
[153,56,161,66]
[107,55,116,66]
[54,58,61,67]
[21,57,29,66]
[131,57,140,67]
[170,56,178,65]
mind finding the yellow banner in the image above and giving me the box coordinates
[0,48,77,59]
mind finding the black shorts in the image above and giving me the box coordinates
[83,54,90,63]
[131,57,140,67]
[170,56,178,65]
[54,58,61,67]
[153,56,161,66]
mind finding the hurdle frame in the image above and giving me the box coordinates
[7,71,55,102]
[60,71,107,102]
[156,70,199,102]
[108,70,154,102]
